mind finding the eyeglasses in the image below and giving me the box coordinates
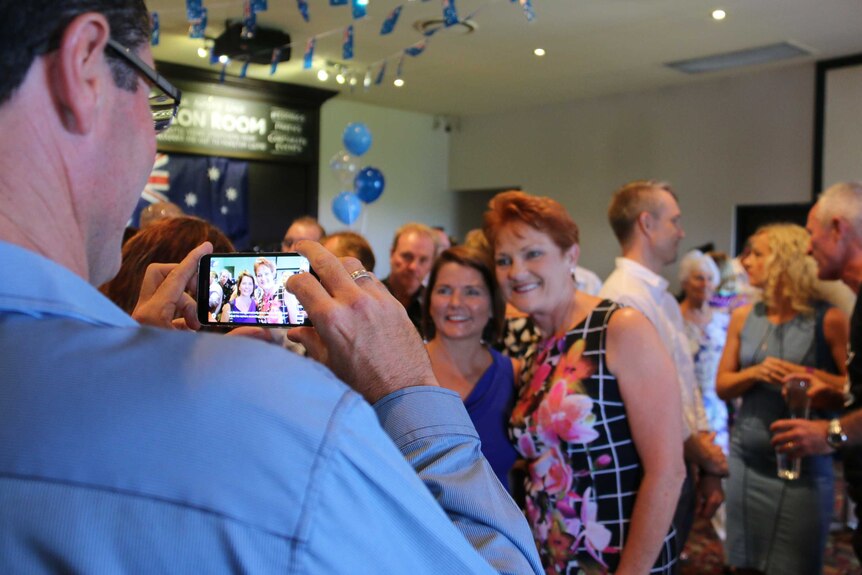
[105,38,181,133]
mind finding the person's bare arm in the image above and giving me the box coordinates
[716,305,789,398]
[606,308,686,575]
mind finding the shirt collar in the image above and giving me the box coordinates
[0,241,137,327]
[614,257,670,293]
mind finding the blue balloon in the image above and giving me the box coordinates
[343,122,372,156]
[332,191,362,225]
[354,167,385,203]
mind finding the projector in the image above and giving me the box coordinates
[212,20,292,65]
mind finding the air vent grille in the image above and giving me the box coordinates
[666,42,810,74]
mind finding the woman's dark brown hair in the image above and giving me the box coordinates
[101,216,235,314]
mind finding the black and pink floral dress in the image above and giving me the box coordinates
[509,300,676,574]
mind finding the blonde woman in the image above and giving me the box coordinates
[716,223,848,575]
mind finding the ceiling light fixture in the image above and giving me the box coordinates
[712,9,726,20]
[394,78,405,87]
[534,48,545,57]
[218,54,229,64]
[317,69,329,81]
[197,47,208,58]
[336,72,346,85]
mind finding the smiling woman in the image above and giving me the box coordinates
[422,246,519,492]
[482,190,685,575]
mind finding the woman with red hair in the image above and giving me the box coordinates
[484,190,684,574]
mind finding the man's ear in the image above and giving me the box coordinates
[834,216,854,244]
[52,13,111,134]
[636,210,653,237]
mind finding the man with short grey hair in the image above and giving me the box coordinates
[772,181,862,562]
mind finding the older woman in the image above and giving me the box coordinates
[679,250,730,454]
[717,223,848,575]
[484,190,685,575]
[253,257,287,324]
[422,246,519,492]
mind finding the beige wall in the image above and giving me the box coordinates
[449,63,817,290]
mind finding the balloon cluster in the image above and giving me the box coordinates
[330,123,386,225]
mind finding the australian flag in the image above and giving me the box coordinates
[132,153,251,249]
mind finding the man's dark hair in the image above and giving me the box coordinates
[0,0,150,105]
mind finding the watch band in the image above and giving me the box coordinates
[827,418,848,449]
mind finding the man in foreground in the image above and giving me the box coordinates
[771,181,862,561]
[0,2,540,573]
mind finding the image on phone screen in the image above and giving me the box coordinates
[198,252,312,327]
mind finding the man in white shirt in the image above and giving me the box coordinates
[599,180,727,554]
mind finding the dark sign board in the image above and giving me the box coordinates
[156,82,312,161]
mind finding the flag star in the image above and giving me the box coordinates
[207,167,221,181]
[185,192,198,208]
[225,187,238,202]
[221,205,229,215]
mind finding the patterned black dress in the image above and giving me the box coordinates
[509,300,676,574]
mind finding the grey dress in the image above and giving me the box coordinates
[726,302,835,574]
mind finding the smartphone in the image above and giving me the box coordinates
[198,252,313,327]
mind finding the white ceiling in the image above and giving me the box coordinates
[147,0,862,116]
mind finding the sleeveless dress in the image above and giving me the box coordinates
[509,300,676,574]
[464,348,519,493]
[725,302,835,574]
[229,298,258,324]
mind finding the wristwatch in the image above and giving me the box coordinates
[826,418,848,450]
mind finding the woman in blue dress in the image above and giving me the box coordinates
[423,246,521,492]
[717,223,848,575]
[220,270,258,324]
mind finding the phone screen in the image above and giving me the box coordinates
[198,252,313,327]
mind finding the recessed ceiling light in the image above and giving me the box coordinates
[394,78,405,87]
[197,47,208,58]
[317,69,329,81]
[534,48,545,57]
[335,73,346,85]
[218,55,229,64]
[712,9,726,20]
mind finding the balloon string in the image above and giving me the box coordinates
[359,204,368,234]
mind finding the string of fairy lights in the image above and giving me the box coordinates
[150,0,536,88]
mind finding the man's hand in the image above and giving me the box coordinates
[697,432,729,477]
[695,473,724,519]
[287,241,438,404]
[770,418,832,457]
[132,242,212,330]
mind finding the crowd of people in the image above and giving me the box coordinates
[3,2,862,575]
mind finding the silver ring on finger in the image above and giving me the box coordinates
[350,268,373,283]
